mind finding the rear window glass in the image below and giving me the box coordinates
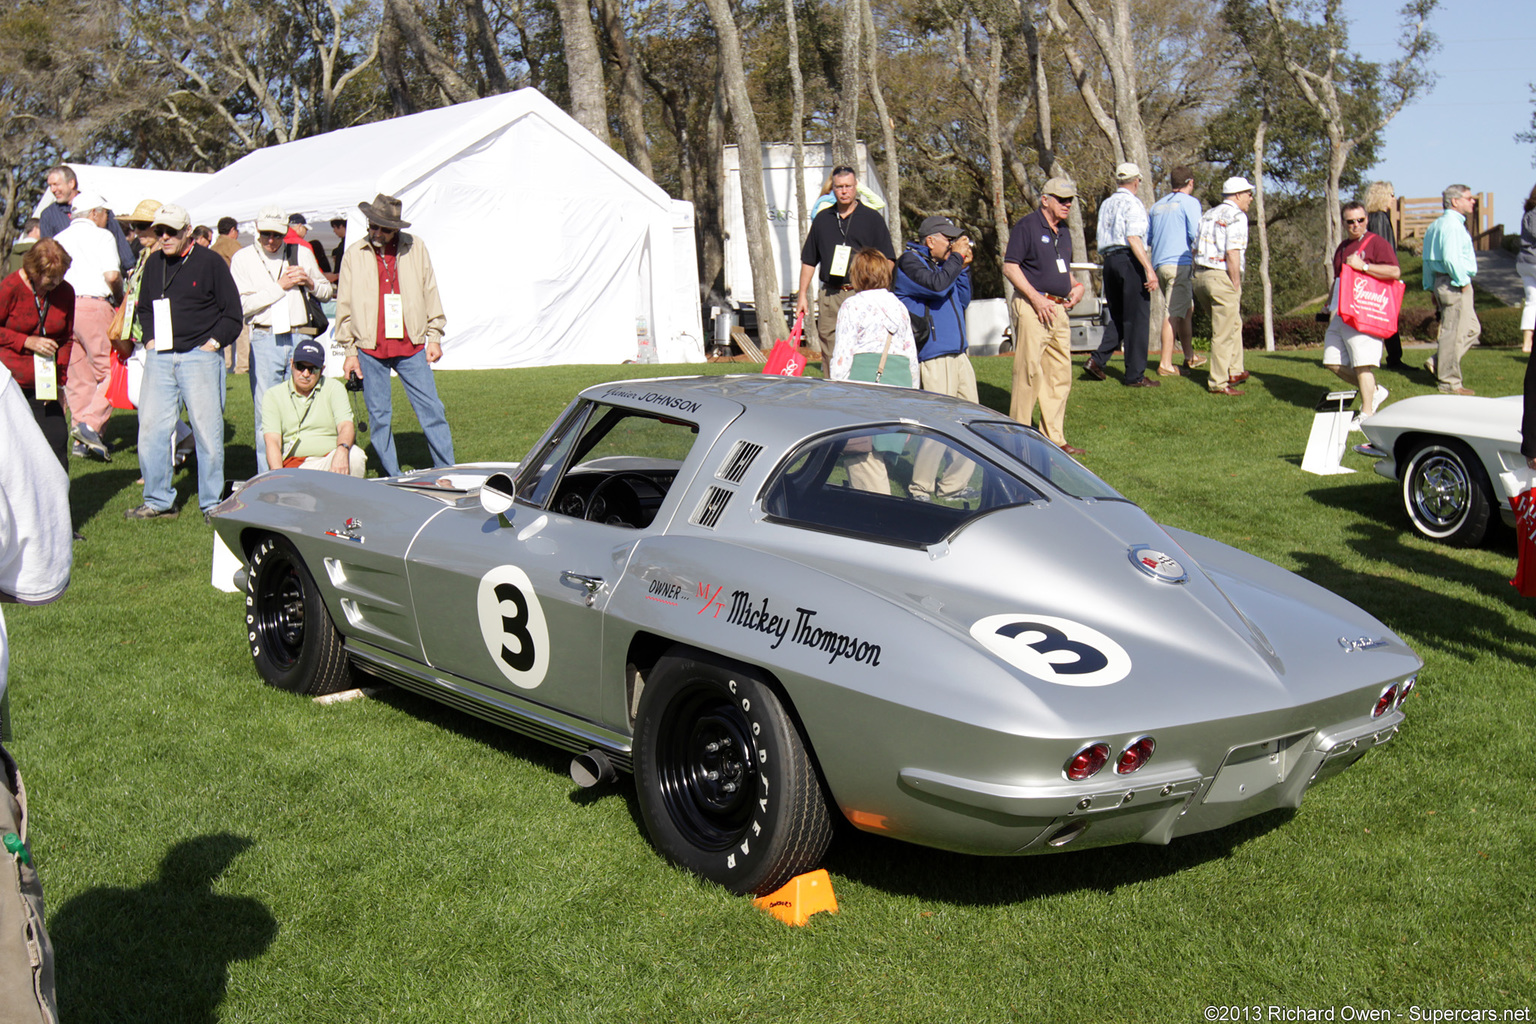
[760,427,1043,547]
[968,421,1126,501]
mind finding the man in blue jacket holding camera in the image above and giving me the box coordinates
[894,215,975,500]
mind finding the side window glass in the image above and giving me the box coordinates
[968,421,1126,501]
[762,427,1041,546]
[516,402,591,507]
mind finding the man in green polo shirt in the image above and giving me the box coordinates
[260,337,366,476]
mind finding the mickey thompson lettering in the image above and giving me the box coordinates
[725,590,881,666]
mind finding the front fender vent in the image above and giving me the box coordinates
[692,486,733,529]
[717,440,763,483]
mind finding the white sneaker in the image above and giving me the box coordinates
[1365,387,1389,418]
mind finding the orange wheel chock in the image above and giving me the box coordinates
[752,869,839,926]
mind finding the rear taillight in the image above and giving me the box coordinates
[1396,676,1416,708]
[1116,736,1156,775]
[1065,742,1110,781]
[1373,683,1399,718]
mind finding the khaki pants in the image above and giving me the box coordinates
[0,747,57,1024]
[1194,268,1243,389]
[815,287,853,366]
[64,295,115,434]
[912,354,978,497]
[225,324,251,374]
[1008,298,1072,445]
[291,447,368,477]
[1432,274,1479,392]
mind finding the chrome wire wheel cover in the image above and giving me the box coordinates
[1408,447,1471,532]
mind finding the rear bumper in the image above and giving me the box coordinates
[896,710,1404,853]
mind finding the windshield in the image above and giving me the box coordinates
[968,421,1127,501]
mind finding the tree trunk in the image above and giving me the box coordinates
[382,0,479,106]
[1254,94,1274,351]
[554,0,610,143]
[595,0,653,178]
[832,0,862,169]
[703,0,789,343]
[785,0,808,233]
[861,0,899,238]
[1064,0,1150,176]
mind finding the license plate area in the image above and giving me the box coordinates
[1203,730,1312,804]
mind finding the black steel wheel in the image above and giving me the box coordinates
[246,536,353,695]
[634,646,832,895]
[1401,439,1493,547]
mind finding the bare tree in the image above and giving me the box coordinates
[831,0,862,169]
[954,3,1017,259]
[1262,0,1438,268]
[785,0,809,232]
[1062,0,1150,177]
[1253,92,1274,351]
[861,0,899,237]
[554,0,610,142]
[703,0,789,343]
[595,0,653,178]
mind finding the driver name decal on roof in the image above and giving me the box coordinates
[476,565,550,689]
[719,587,882,666]
[600,387,702,414]
[970,614,1131,686]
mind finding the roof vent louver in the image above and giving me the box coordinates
[693,486,733,529]
[717,440,763,483]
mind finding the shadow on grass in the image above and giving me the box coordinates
[51,833,276,1024]
[822,808,1294,906]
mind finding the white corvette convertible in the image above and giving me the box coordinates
[1355,394,1530,546]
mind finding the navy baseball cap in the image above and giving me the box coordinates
[292,338,326,368]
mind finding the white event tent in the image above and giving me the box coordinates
[174,88,704,369]
[31,165,211,219]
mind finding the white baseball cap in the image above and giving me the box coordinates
[1223,176,1256,195]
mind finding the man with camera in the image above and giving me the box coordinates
[893,214,976,500]
[231,204,332,473]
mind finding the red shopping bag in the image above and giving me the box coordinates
[1337,265,1405,339]
[762,310,808,376]
[1510,486,1536,597]
[105,347,135,410]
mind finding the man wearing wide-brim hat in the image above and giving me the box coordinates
[336,193,454,476]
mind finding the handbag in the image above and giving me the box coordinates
[107,301,127,343]
[910,309,932,348]
[1337,265,1404,340]
[105,348,134,410]
[847,330,913,388]
[1506,471,1536,597]
[294,289,329,336]
[284,242,330,336]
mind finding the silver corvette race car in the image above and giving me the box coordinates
[212,375,1421,895]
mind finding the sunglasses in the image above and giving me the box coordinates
[258,231,285,240]
[1049,195,1075,206]
[366,224,396,234]
[153,226,183,238]
[293,364,320,375]
[129,221,152,231]
[1344,217,1366,225]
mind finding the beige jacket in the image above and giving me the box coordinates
[334,232,446,354]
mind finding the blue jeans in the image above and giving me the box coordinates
[358,348,454,476]
[139,347,227,512]
[248,326,294,473]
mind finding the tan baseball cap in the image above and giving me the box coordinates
[1043,177,1078,200]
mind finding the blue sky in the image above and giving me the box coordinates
[1345,0,1534,226]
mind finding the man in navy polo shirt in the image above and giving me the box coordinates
[1003,178,1087,456]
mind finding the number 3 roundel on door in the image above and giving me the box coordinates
[477,565,551,689]
[969,614,1131,687]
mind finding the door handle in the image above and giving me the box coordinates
[560,571,606,607]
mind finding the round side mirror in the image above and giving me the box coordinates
[479,472,516,516]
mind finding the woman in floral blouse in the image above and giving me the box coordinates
[829,248,917,385]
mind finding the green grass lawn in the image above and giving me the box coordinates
[10,351,1535,1022]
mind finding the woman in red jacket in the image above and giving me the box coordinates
[0,239,75,469]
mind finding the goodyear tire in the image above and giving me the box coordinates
[246,536,352,696]
[1401,439,1492,547]
[634,646,833,896]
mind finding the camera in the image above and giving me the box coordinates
[344,373,365,392]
